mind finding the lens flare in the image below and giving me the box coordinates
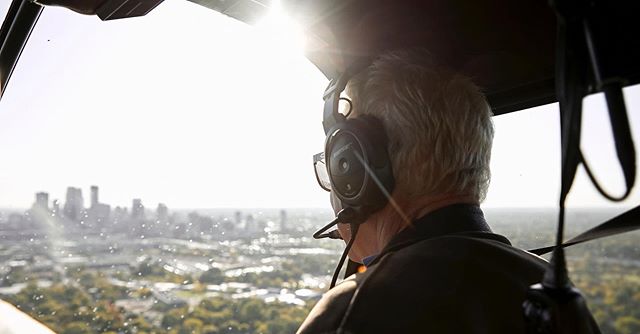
[255,0,306,55]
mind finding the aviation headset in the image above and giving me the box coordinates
[321,59,395,222]
[314,58,395,288]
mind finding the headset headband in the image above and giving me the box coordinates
[322,58,373,134]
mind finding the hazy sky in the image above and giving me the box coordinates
[1,0,639,210]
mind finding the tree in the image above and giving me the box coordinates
[201,324,220,334]
[61,322,92,334]
[238,299,265,323]
[181,318,204,334]
[199,298,227,312]
[162,308,187,329]
[200,268,224,284]
[615,316,640,334]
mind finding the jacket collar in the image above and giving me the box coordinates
[368,203,511,266]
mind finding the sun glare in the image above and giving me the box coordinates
[255,1,306,55]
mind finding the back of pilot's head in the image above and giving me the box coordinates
[347,48,494,203]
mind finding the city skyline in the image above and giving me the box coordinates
[0,185,340,216]
[0,184,325,211]
[0,184,303,249]
[2,185,155,212]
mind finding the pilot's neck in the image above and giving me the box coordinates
[350,193,478,263]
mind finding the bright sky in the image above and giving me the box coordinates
[0,0,639,210]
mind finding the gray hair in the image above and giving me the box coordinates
[347,49,494,202]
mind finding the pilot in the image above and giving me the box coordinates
[300,49,548,333]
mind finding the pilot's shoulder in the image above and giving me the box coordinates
[391,232,548,272]
[355,233,548,302]
[296,272,366,334]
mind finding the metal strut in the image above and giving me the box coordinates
[0,0,43,100]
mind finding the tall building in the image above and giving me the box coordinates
[279,209,287,231]
[245,214,258,233]
[30,192,51,227]
[63,187,84,221]
[156,203,169,222]
[113,206,128,222]
[52,200,60,217]
[35,192,49,211]
[91,185,99,208]
[131,199,145,220]
[88,186,110,227]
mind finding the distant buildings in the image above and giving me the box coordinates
[34,192,49,211]
[88,186,111,228]
[1,186,305,241]
[63,187,84,221]
[29,192,51,228]
[21,186,156,231]
[280,209,287,231]
[235,211,242,225]
[131,199,144,220]
[113,206,128,222]
[245,214,256,233]
[243,214,267,235]
[1,186,184,240]
[52,200,60,217]
[91,186,99,208]
[156,203,169,223]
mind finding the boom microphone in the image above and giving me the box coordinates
[313,208,358,239]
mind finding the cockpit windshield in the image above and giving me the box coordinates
[1,1,640,333]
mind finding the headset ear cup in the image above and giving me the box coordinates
[325,116,395,216]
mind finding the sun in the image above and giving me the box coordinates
[254,0,306,56]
